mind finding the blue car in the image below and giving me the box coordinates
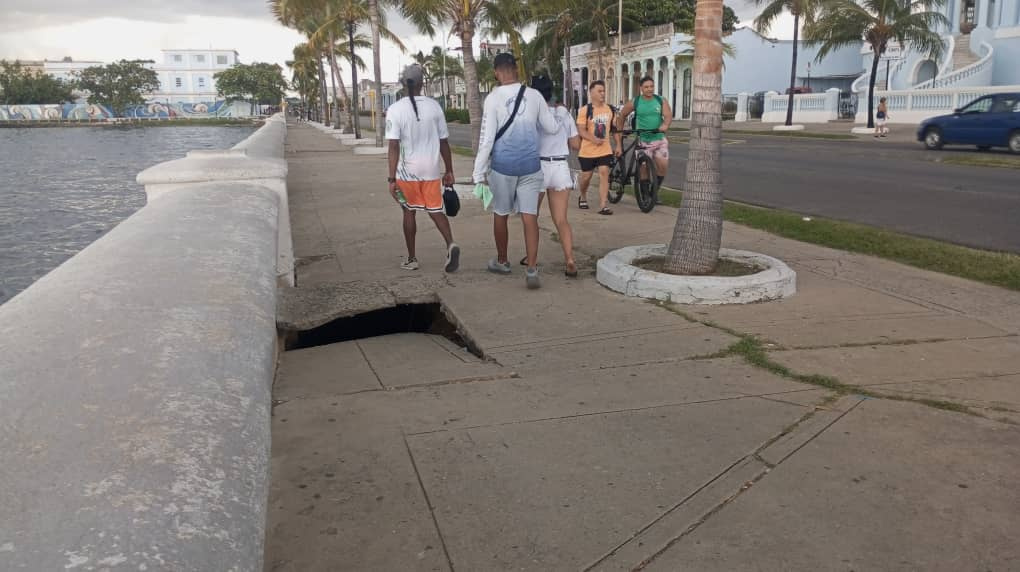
[918,93,1020,153]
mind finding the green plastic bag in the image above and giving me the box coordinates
[473,183,493,210]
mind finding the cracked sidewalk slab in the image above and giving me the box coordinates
[641,398,1020,572]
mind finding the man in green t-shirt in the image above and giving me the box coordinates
[616,76,673,192]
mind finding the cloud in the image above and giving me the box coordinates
[0,1,268,30]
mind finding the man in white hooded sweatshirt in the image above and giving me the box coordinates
[473,53,559,289]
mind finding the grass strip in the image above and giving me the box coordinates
[649,186,1020,292]
[938,155,1020,170]
[663,303,975,416]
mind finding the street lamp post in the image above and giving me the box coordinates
[616,0,623,103]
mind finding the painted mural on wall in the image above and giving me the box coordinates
[0,103,113,120]
[0,100,246,120]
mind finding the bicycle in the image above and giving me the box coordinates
[607,129,662,213]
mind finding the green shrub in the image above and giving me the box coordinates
[444,108,470,124]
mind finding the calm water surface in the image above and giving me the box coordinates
[0,125,256,305]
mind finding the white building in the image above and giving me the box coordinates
[149,49,240,104]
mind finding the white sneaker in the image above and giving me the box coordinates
[444,243,461,273]
[400,257,419,270]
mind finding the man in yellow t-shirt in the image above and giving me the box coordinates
[575,80,619,215]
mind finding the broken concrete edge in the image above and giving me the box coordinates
[0,183,280,571]
[274,279,491,361]
[596,245,797,304]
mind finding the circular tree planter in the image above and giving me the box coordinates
[597,245,797,304]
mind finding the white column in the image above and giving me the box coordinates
[949,0,960,33]
[667,64,677,117]
[735,93,749,122]
[977,0,990,27]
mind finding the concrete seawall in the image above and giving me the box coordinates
[0,115,289,570]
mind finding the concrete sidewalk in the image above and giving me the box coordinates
[266,122,1020,571]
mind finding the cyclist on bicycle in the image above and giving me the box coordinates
[616,76,672,194]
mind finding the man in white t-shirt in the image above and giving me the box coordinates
[473,53,559,289]
[532,74,580,278]
[385,65,460,273]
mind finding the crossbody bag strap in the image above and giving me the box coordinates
[493,85,528,144]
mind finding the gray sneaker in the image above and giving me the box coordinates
[445,243,460,273]
[525,267,541,289]
[487,258,511,275]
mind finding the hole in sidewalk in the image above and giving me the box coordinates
[286,303,481,357]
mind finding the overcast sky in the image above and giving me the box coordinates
[0,1,783,83]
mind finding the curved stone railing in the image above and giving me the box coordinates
[0,114,288,571]
[851,70,870,93]
[915,41,994,89]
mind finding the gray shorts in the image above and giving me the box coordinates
[489,170,545,216]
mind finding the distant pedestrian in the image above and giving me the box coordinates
[385,64,460,273]
[576,80,618,215]
[473,53,560,289]
[530,74,581,277]
[875,97,889,138]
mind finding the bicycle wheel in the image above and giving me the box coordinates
[607,158,625,204]
[633,155,657,213]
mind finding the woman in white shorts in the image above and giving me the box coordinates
[532,76,581,277]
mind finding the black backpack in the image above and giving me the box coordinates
[585,103,617,133]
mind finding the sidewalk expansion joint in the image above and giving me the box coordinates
[355,341,385,390]
[614,397,863,572]
[404,394,763,437]
[402,433,456,572]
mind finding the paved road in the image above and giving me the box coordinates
[427,121,1020,253]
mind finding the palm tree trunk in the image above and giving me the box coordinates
[326,37,352,133]
[564,42,572,109]
[511,35,526,79]
[867,50,880,129]
[665,0,724,275]
[369,0,384,146]
[785,12,799,126]
[318,54,329,123]
[460,23,482,153]
[348,22,362,140]
[328,47,341,129]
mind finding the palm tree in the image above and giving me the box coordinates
[664,0,725,275]
[532,0,586,107]
[425,46,464,107]
[571,0,619,84]
[475,54,495,93]
[307,0,405,139]
[751,0,824,126]
[482,0,528,78]
[270,1,348,129]
[287,43,321,118]
[807,0,947,128]
[401,0,487,151]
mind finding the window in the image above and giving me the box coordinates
[217,55,228,65]
[194,54,205,63]
[175,77,183,88]
[197,77,206,89]
[173,54,183,63]
[961,96,993,114]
